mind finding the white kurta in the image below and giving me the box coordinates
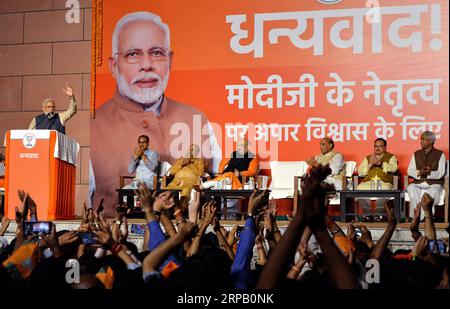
[316,151,345,190]
[406,152,446,218]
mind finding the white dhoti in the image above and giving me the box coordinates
[323,175,343,191]
[407,182,443,219]
[122,179,153,189]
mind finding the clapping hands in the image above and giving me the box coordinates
[133,147,143,160]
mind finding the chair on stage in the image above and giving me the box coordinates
[269,161,309,217]
[327,161,357,220]
[119,161,172,190]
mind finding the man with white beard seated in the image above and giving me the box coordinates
[91,12,220,216]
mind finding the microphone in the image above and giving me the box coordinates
[30,112,55,130]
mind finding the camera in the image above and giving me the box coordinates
[131,223,146,235]
[79,232,97,245]
[23,221,52,237]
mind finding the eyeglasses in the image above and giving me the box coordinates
[115,47,171,64]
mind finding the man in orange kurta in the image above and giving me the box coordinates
[198,139,259,190]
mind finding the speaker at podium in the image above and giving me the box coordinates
[3,130,79,220]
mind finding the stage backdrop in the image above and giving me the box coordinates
[91,0,448,173]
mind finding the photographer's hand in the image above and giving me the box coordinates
[358,225,375,249]
[58,230,79,246]
[42,223,63,258]
[346,222,357,242]
[0,217,11,236]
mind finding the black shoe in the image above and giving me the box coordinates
[362,215,373,222]
[374,215,384,222]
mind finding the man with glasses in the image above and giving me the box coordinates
[28,82,77,135]
[407,131,446,221]
[91,12,220,215]
[356,138,398,222]
[123,135,159,189]
[306,137,346,191]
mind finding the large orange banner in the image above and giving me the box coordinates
[91,0,448,184]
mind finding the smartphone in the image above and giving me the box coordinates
[131,223,146,235]
[236,226,244,238]
[23,221,52,236]
[79,232,97,245]
[354,228,362,238]
[429,240,447,254]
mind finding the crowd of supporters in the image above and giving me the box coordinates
[0,166,448,289]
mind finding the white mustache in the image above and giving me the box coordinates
[115,67,169,105]
[132,72,161,85]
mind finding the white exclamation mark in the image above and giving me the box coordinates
[429,4,442,51]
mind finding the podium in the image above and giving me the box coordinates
[4,130,79,220]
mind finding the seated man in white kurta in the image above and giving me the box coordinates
[306,137,345,191]
[407,131,446,220]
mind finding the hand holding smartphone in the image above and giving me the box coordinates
[236,226,244,238]
[428,239,447,254]
[131,223,146,235]
[79,232,97,245]
[354,227,362,238]
[23,221,52,237]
